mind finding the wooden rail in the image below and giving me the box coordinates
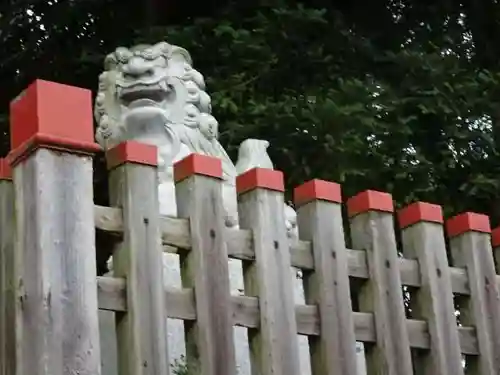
[96,275,479,355]
[94,204,474,295]
[10,79,500,375]
[94,204,480,356]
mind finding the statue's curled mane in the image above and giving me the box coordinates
[93,40,297,235]
[93,41,236,181]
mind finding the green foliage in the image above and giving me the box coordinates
[171,355,199,375]
[138,0,500,223]
[171,355,189,375]
[3,0,500,228]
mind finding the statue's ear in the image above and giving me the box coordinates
[263,140,270,148]
[104,53,117,71]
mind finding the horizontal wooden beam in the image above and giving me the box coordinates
[97,276,127,312]
[94,205,474,295]
[96,276,479,355]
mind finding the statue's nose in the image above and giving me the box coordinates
[123,56,153,77]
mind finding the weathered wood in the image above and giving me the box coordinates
[97,276,127,312]
[107,142,170,375]
[174,154,237,375]
[493,227,500,274]
[347,191,413,375]
[0,173,19,375]
[165,287,196,320]
[447,213,500,374]
[94,277,480,354]
[399,203,464,375]
[93,204,479,296]
[96,275,122,375]
[13,149,101,375]
[295,180,359,375]
[237,168,301,375]
[94,204,123,235]
[99,310,118,375]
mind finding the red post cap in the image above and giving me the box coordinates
[347,190,393,218]
[293,179,341,207]
[8,79,100,166]
[446,212,491,238]
[398,202,443,229]
[0,159,12,180]
[491,227,500,247]
[492,227,500,248]
[236,168,284,195]
[106,141,158,170]
[173,153,223,183]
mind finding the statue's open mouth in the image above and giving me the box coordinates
[118,83,169,106]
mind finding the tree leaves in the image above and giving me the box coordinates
[137,1,500,220]
[2,0,500,225]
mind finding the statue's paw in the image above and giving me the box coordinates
[106,255,114,275]
[224,210,239,228]
[286,220,298,240]
[235,139,274,175]
[284,204,298,241]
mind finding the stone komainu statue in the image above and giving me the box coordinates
[94,41,310,375]
[94,41,297,236]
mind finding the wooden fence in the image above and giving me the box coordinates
[1,79,500,375]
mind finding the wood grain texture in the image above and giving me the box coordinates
[494,242,500,275]
[297,199,359,375]
[108,161,170,375]
[163,293,479,355]
[95,205,476,295]
[13,149,101,375]
[96,278,480,354]
[0,179,19,375]
[450,231,500,374]
[238,187,301,375]
[175,174,237,375]
[99,310,118,375]
[349,211,413,375]
[97,276,126,312]
[401,221,464,375]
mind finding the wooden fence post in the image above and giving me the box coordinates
[106,141,170,375]
[446,213,500,374]
[347,190,413,375]
[7,79,102,375]
[294,179,359,375]
[0,159,18,375]
[236,168,301,375]
[398,202,464,374]
[492,226,500,274]
[173,153,237,375]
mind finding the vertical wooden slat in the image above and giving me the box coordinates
[173,153,237,375]
[8,80,102,375]
[491,227,500,274]
[107,141,170,375]
[0,160,19,375]
[236,168,301,375]
[346,190,413,375]
[294,179,359,375]
[398,202,464,375]
[99,310,118,375]
[447,212,500,374]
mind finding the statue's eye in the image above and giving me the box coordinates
[115,49,131,64]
